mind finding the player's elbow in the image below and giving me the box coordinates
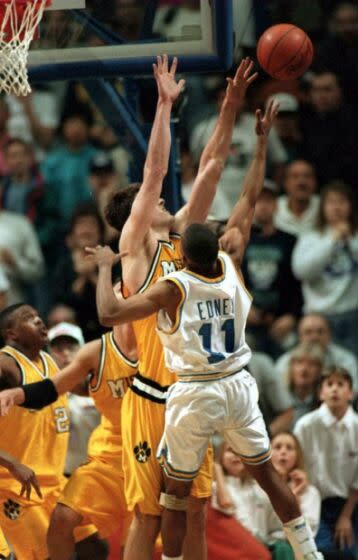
[98,310,122,327]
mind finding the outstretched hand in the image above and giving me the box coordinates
[85,245,128,267]
[153,54,185,103]
[255,99,280,137]
[9,462,42,501]
[225,57,258,109]
[0,388,24,417]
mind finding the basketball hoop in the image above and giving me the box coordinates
[0,0,51,96]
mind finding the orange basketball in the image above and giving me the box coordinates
[257,24,313,80]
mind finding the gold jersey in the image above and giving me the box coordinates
[0,346,70,494]
[127,234,182,391]
[88,332,138,462]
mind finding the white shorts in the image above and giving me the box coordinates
[157,369,271,481]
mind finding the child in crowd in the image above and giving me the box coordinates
[286,342,324,426]
[294,367,358,559]
[212,435,320,559]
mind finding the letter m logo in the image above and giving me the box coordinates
[107,379,126,399]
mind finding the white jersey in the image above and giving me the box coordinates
[157,251,252,382]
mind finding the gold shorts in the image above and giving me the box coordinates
[59,456,132,540]
[0,483,96,560]
[121,388,213,516]
[0,527,10,558]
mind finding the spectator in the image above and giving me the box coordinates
[0,268,9,313]
[47,322,100,476]
[294,367,358,559]
[242,180,302,357]
[0,96,10,177]
[315,2,358,112]
[274,159,320,236]
[89,152,120,244]
[179,141,198,203]
[285,342,324,426]
[268,431,321,558]
[266,92,302,162]
[6,85,60,160]
[0,138,60,265]
[190,84,287,221]
[292,181,358,355]
[41,111,97,233]
[300,71,357,187]
[248,352,294,436]
[212,438,320,559]
[0,210,45,304]
[52,203,106,341]
[276,313,358,393]
[47,304,77,329]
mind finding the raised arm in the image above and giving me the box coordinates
[121,55,185,253]
[174,58,258,230]
[86,246,181,326]
[220,100,279,266]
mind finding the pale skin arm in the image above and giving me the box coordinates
[219,100,279,267]
[0,340,101,416]
[120,55,185,255]
[174,58,258,230]
[86,246,180,326]
[214,463,234,510]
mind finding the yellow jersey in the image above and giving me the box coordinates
[88,332,138,462]
[127,234,182,394]
[0,346,70,494]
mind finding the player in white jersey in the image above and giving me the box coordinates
[88,103,323,560]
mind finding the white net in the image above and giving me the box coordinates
[0,0,49,96]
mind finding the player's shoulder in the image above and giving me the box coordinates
[294,408,321,431]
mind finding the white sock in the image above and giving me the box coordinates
[283,516,322,560]
[161,555,183,560]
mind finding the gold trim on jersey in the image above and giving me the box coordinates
[239,447,272,465]
[158,277,187,335]
[90,333,138,393]
[90,336,106,393]
[177,367,243,383]
[181,255,226,284]
[109,332,139,368]
[0,347,51,382]
[138,234,181,294]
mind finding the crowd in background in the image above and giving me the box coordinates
[0,1,357,558]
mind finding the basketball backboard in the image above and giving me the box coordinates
[28,0,234,82]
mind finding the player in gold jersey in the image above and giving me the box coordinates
[0,303,104,560]
[101,55,258,560]
[0,447,42,559]
[0,321,138,560]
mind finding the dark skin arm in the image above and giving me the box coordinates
[0,340,101,416]
[0,355,23,390]
[0,449,42,500]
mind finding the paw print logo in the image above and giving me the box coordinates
[134,441,151,463]
[4,499,20,520]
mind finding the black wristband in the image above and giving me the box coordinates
[20,378,59,410]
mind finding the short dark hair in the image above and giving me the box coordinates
[105,183,141,233]
[182,223,219,271]
[69,202,105,240]
[0,303,26,339]
[320,366,353,389]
